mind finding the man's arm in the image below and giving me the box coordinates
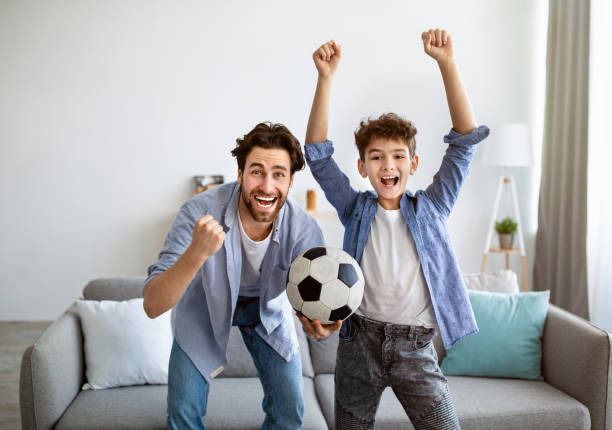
[305,40,341,145]
[422,29,477,135]
[143,214,225,318]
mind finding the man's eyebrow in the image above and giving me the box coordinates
[247,162,288,172]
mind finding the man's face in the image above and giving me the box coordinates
[237,146,294,223]
[357,137,418,210]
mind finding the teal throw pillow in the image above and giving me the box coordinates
[441,289,550,379]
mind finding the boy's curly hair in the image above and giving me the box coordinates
[232,122,305,175]
[354,113,417,160]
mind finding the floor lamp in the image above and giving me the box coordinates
[480,124,532,291]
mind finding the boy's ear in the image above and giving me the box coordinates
[289,174,295,188]
[357,158,368,178]
[410,155,419,175]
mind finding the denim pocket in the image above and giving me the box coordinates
[414,337,433,351]
[339,317,359,342]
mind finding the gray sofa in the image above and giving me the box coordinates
[21,277,612,430]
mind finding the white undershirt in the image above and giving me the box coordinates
[356,203,437,327]
[237,213,272,297]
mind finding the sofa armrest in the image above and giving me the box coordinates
[542,304,612,430]
[20,304,85,430]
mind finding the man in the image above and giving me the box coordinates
[144,122,325,429]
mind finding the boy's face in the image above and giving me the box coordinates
[237,146,294,223]
[357,137,418,210]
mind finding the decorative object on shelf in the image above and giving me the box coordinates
[193,175,224,195]
[480,124,532,291]
[304,189,339,221]
[495,216,518,250]
[306,189,317,213]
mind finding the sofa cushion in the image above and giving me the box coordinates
[314,374,590,430]
[462,270,520,294]
[308,330,339,375]
[55,378,327,430]
[442,290,550,379]
[55,385,168,430]
[76,298,172,389]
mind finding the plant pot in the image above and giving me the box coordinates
[499,233,514,250]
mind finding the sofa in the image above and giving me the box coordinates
[20,277,612,430]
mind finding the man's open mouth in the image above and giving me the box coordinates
[254,195,278,208]
[381,176,399,186]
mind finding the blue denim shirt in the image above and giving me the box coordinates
[145,182,324,381]
[304,126,490,349]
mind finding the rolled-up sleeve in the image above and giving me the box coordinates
[444,125,490,147]
[304,140,335,162]
[145,202,198,285]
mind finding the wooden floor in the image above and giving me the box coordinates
[0,321,51,430]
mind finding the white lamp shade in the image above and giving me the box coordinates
[481,123,532,167]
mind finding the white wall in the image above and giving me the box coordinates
[0,0,547,320]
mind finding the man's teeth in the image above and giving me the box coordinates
[255,196,276,207]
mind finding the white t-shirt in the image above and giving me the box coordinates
[237,213,272,297]
[356,203,437,327]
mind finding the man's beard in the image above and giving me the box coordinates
[240,186,287,223]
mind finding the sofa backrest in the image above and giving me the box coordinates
[81,277,315,378]
[83,277,145,301]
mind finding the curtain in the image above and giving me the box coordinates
[534,0,590,318]
[587,0,612,331]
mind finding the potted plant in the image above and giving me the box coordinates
[495,216,518,249]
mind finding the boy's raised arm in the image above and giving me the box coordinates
[305,40,342,145]
[422,29,477,135]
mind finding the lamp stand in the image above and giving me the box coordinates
[480,176,529,291]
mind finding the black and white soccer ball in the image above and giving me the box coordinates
[286,246,365,325]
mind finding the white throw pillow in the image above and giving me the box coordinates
[462,270,520,294]
[76,298,172,390]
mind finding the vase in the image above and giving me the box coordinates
[499,233,514,250]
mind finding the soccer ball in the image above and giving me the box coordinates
[286,246,365,325]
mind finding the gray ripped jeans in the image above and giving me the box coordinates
[335,313,460,430]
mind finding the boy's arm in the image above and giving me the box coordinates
[304,41,359,223]
[305,40,340,145]
[421,29,489,216]
[422,29,476,134]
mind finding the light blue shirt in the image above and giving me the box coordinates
[304,126,490,349]
[145,182,324,381]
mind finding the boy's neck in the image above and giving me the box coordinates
[377,196,401,210]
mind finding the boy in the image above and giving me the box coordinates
[298,30,489,429]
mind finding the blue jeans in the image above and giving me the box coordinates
[167,296,304,430]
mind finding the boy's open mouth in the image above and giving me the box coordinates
[381,176,399,186]
[254,195,278,209]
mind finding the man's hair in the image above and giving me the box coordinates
[354,113,417,160]
[231,122,305,175]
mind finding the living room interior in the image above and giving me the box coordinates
[1,0,611,429]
